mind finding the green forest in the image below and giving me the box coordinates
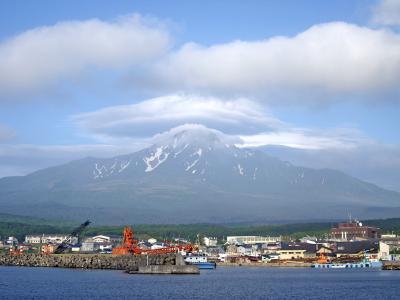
[1,213,400,242]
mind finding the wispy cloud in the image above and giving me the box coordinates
[71,94,285,142]
[238,128,366,150]
[71,93,367,151]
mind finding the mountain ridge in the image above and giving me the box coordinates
[0,125,399,224]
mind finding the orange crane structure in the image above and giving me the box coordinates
[112,226,196,255]
[112,226,139,255]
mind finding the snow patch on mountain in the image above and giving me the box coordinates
[253,167,258,180]
[185,148,202,171]
[238,164,244,176]
[93,158,134,179]
[119,159,131,172]
[144,146,169,172]
[93,163,107,179]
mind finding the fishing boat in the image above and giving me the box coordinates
[312,253,382,269]
[184,253,216,269]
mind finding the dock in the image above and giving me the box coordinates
[382,261,400,270]
[0,253,198,274]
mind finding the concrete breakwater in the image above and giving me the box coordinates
[0,253,177,270]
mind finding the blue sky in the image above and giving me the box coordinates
[0,0,400,191]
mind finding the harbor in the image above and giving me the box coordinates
[1,218,400,272]
[1,265,400,300]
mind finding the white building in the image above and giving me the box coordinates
[7,236,18,245]
[203,237,218,247]
[148,238,157,244]
[226,236,281,245]
[378,241,390,260]
[262,253,280,262]
[81,242,95,252]
[25,234,78,245]
[87,235,111,243]
[151,242,167,250]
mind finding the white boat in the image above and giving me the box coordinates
[184,254,216,269]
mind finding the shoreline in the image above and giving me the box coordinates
[217,262,312,268]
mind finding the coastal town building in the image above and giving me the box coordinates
[261,253,280,262]
[148,238,157,244]
[41,244,57,253]
[226,244,239,255]
[90,235,111,243]
[6,237,18,246]
[380,235,400,250]
[316,245,334,257]
[334,240,379,257]
[25,234,78,245]
[277,243,317,260]
[299,236,318,244]
[277,249,306,260]
[378,241,391,260]
[261,242,280,254]
[330,220,381,241]
[81,242,96,252]
[203,237,218,247]
[226,236,281,245]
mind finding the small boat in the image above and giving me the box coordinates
[330,264,347,269]
[184,254,216,269]
[311,252,382,269]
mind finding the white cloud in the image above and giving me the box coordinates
[3,16,400,103]
[151,123,242,146]
[238,128,366,150]
[372,0,400,26]
[71,94,285,141]
[0,14,170,97]
[146,22,400,100]
[71,93,369,152]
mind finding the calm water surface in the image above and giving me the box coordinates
[0,266,399,299]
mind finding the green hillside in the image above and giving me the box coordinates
[1,214,399,242]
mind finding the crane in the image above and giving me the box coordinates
[53,220,91,254]
[112,226,196,255]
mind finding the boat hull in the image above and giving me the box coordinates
[189,262,217,269]
[312,261,382,269]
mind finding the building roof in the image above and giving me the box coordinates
[280,242,317,253]
[334,241,378,254]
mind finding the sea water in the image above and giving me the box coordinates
[0,266,399,299]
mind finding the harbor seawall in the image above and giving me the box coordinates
[0,253,178,270]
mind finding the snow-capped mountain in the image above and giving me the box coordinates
[0,125,399,224]
[91,125,256,182]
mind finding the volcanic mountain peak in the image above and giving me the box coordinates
[0,124,399,223]
[91,125,253,178]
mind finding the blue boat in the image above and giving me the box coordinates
[312,257,382,269]
[184,254,217,269]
